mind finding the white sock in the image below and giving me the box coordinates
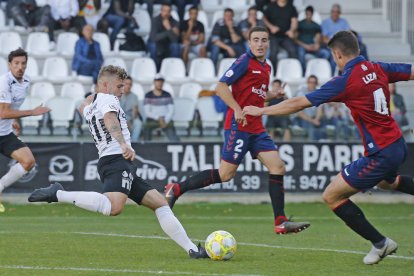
[155,205,198,253]
[56,191,112,216]
[0,163,27,193]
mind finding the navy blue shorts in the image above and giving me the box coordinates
[341,137,408,191]
[222,130,277,165]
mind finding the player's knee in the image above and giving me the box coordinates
[109,202,124,216]
[20,157,35,171]
[322,190,333,205]
[219,171,235,182]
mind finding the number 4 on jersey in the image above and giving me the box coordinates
[373,88,389,115]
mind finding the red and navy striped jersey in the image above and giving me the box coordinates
[306,56,411,156]
[219,50,271,134]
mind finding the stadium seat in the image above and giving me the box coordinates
[30,82,56,102]
[61,82,86,103]
[26,57,44,82]
[275,58,304,84]
[241,10,263,20]
[0,9,9,31]
[0,57,7,75]
[173,97,196,134]
[188,58,217,85]
[133,8,151,37]
[0,32,23,56]
[46,97,77,135]
[222,0,249,12]
[130,57,157,84]
[131,82,145,100]
[103,57,127,70]
[26,32,55,57]
[211,10,224,27]
[266,59,275,78]
[19,96,44,134]
[42,57,73,83]
[217,58,236,78]
[196,97,224,134]
[92,32,115,56]
[149,82,175,96]
[305,58,332,84]
[178,82,203,102]
[201,0,222,13]
[159,58,190,85]
[56,32,79,58]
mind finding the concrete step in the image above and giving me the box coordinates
[366,42,411,57]
[305,0,376,13]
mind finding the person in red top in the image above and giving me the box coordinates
[243,30,414,265]
[164,26,310,235]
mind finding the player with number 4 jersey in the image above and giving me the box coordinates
[243,30,414,265]
[164,26,310,235]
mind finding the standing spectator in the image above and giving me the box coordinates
[72,24,104,84]
[7,0,54,41]
[295,6,330,71]
[263,0,298,70]
[209,8,244,65]
[293,75,325,141]
[181,5,207,65]
[78,0,103,29]
[143,74,180,142]
[148,4,181,70]
[266,79,292,142]
[48,0,86,33]
[102,0,138,50]
[120,76,143,142]
[238,6,266,52]
[389,83,409,129]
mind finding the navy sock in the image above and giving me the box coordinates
[333,200,385,244]
[396,175,414,195]
[268,174,286,224]
[179,169,221,194]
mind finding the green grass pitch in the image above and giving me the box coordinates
[0,202,413,275]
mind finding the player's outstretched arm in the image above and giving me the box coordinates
[103,111,135,161]
[243,96,312,117]
[0,102,50,119]
[216,81,247,126]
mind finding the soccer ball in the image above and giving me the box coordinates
[205,230,237,260]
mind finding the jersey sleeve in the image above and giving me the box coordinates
[219,54,249,85]
[376,62,412,83]
[98,94,119,115]
[0,77,11,104]
[305,75,348,106]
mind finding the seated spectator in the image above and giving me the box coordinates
[72,24,103,83]
[137,0,199,23]
[209,8,244,65]
[143,74,180,142]
[389,83,409,129]
[78,0,103,29]
[120,76,143,142]
[263,0,298,70]
[49,0,86,34]
[265,79,292,142]
[148,3,181,70]
[292,75,326,141]
[181,5,207,65]
[322,102,353,141]
[295,6,330,71]
[102,0,138,49]
[7,0,54,41]
[238,6,266,52]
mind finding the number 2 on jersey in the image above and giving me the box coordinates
[373,88,389,115]
[234,139,244,153]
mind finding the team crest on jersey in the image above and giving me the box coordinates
[225,70,234,77]
[108,104,117,110]
[361,64,368,71]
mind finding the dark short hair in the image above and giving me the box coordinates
[125,75,132,81]
[248,5,257,12]
[273,79,282,85]
[8,48,28,63]
[249,26,269,40]
[224,8,234,15]
[189,5,198,12]
[305,5,314,14]
[327,30,360,56]
[308,75,318,83]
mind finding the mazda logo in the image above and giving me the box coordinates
[49,155,73,175]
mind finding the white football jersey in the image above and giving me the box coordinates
[83,93,131,158]
[0,72,30,136]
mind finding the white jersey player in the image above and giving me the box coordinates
[0,48,50,212]
[29,65,208,259]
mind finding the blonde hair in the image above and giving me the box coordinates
[98,65,128,81]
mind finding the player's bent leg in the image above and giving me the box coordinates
[11,147,36,171]
[322,173,359,209]
[377,176,414,195]
[258,151,310,234]
[141,189,208,258]
[104,192,128,216]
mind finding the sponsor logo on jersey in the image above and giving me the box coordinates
[225,70,234,77]
[48,155,74,182]
[252,70,261,74]
[344,168,350,176]
[251,84,267,99]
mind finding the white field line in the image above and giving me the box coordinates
[73,231,414,261]
[0,265,261,276]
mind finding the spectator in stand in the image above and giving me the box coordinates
[72,24,103,84]
[102,0,138,50]
[263,0,298,70]
[389,83,409,129]
[148,3,181,70]
[143,74,180,142]
[48,0,86,34]
[295,5,330,72]
[238,6,266,52]
[137,0,199,23]
[293,75,326,141]
[209,8,244,65]
[181,5,207,65]
[120,76,143,142]
[7,0,54,41]
[266,79,292,142]
[322,102,353,141]
[78,0,103,29]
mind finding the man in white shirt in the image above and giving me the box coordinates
[0,48,50,212]
[48,0,86,33]
[29,65,208,259]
